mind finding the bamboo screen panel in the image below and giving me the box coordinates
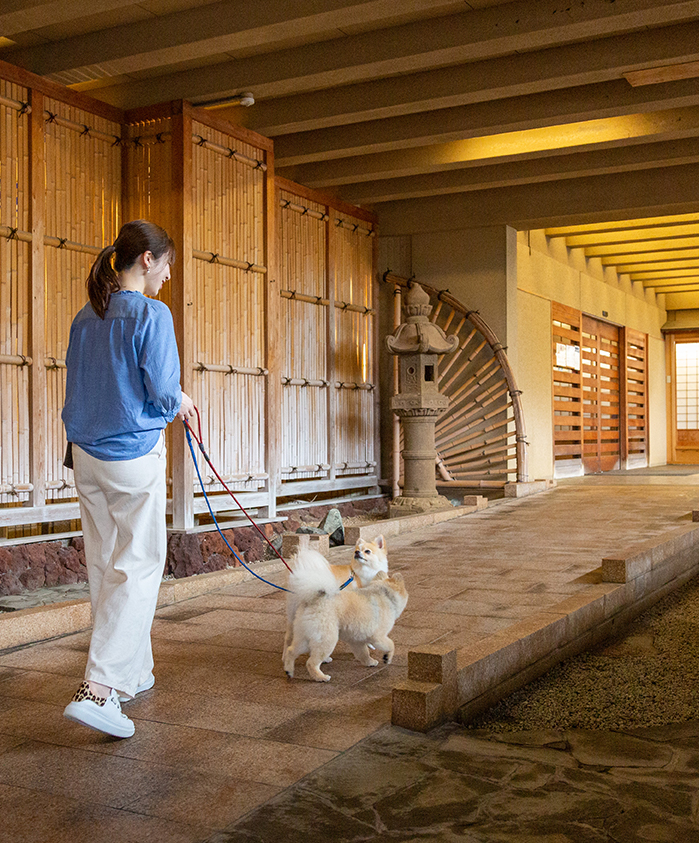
[190,121,267,491]
[623,328,648,469]
[0,81,31,503]
[551,301,584,477]
[123,118,173,276]
[278,190,329,480]
[43,99,121,500]
[333,214,376,476]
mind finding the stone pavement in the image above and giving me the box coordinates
[1,480,699,842]
[215,721,699,842]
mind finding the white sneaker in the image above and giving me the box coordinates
[118,675,155,703]
[63,682,135,738]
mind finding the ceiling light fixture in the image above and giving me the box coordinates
[197,92,255,109]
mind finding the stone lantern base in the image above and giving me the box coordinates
[388,494,454,518]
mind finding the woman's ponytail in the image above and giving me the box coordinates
[85,220,174,319]
[86,244,119,320]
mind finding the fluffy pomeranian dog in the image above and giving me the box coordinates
[283,535,388,655]
[283,548,408,682]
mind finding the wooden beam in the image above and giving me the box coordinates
[29,0,699,110]
[278,111,699,188]
[273,83,699,167]
[374,161,699,234]
[335,138,699,204]
[247,21,699,136]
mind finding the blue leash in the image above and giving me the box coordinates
[184,419,355,593]
[184,421,292,592]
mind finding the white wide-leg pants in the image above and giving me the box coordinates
[73,433,167,698]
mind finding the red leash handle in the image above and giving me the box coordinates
[183,408,291,572]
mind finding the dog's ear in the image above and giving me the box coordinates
[375,535,385,549]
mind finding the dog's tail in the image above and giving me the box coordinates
[288,548,340,602]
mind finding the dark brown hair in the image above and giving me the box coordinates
[86,220,175,319]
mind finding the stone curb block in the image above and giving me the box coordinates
[344,505,477,543]
[393,518,699,732]
[0,503,485,651]
[602,523,699,583]
[0,559,288,652]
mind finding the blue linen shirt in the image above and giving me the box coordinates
[62,290,182,460]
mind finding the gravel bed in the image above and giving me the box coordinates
[465,574,699,733]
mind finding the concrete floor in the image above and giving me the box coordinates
[1,476,699,842]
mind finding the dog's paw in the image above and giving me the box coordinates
[367,658,379,667]
[383,653,392,664]
[314,673,331,682]
[322,656,333,664]
[285,670,294,679]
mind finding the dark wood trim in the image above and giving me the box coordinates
[275,175,378,224]
[0,59,124,123]
[189,104,274,152]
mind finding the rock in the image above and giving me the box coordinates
[296,526,327,535]
[58,546,84,575]
[19,566,45,590]
[0,548,16,575]
[166,532,205,578]
[0,572,23,596]
[319,508,345,547]
[566,730,674,768]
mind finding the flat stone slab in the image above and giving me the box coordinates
[566,730,674,768]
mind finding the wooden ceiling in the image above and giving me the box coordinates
[4,0,699,307]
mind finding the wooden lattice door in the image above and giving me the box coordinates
[581,315,621,473]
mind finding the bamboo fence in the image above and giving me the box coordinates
[384,272,528,490]
[0,60,380,539]
[277,181,379,492]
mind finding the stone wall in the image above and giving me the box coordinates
[0,497,387,596]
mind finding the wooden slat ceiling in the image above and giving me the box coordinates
[4,0,699,307]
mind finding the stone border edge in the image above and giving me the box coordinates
[392,522,699,732]
[0,500,490,652]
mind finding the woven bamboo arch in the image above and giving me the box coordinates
[384,273,529,490]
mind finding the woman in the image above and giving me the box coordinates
[62,220,195,738]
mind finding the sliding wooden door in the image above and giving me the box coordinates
[581,315,621,473]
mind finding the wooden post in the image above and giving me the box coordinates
[263,146,280,518]
[371,227,381,490]
[170,103,194,530]
[326,203,337,487]
[28,88,46,509]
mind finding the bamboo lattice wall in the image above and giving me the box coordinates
[277,180,378,495]
[0,60,379,539]
[43,99,121,502]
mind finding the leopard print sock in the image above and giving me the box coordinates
[71,681,108,706]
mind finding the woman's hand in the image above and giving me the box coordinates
[177,391,196,421]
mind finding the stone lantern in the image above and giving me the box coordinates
[386,282,460,516]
